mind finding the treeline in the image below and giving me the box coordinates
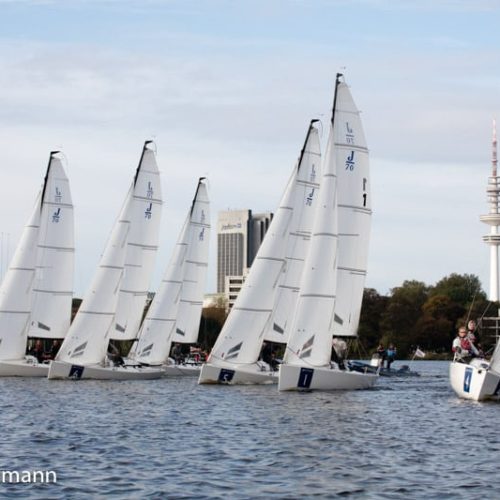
[70,272,493,358]
[198,273,496,358]
[358,273,497,357]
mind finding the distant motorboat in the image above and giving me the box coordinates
[348,358,420,377]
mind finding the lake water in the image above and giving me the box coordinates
[0,360,499,499]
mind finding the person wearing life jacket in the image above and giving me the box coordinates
[452,326,479,361]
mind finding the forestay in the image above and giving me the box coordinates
[111,142,162,341]
[333,79,371,337]
[284,103,339,368]
[29,153,74,339]
[0,193,41,360]
[173,179,210,344]
[263,121,321,344]
[56,188,132,366]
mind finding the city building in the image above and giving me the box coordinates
[217,209,272,306]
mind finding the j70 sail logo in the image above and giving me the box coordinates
[346,122,355,144]
[345,151,355,171]
[145,203,152,219]
[54,187,62,203]
[201,210,206,223]
[199,227,205,241]
[306,188,315,206]
[146,182,153,199]
[52,208,61,223]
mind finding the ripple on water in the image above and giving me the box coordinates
[0,361,499,498]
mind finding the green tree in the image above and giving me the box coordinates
[380,280,429,356]
[358,288,388,353]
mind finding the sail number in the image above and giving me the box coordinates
[362,178,367,207]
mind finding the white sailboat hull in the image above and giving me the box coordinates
[47,360,163,380]
[278,363,377,391]
[449,359,500,401]
[198,362,278,385]
[0,358,49,377]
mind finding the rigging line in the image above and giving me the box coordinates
[466,282,480,326]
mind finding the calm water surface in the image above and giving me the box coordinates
[0,361,499,499]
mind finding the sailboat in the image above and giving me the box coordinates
[278,74,377,391]
[198,121,321,385]
[0,152,74,376]
[110,141,162,349]
[131,178,210,376]
[449,345,500,401]
[48,142,163,380]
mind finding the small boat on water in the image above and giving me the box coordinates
[48,142,163,380]
[278,74,376,392]
[0,152,74,377]
[449,349,500,401]
[130,177,210,377]
[348,356,420,377]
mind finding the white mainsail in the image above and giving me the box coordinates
[134,178,209,364]
[0,193,41,360]
[263,121,321,344]
[111,141,162,341]
[332,79,371,337]
[283,106,339,368]
[55,188,132,366]
[29,152,74,339]
[173,179,210,344]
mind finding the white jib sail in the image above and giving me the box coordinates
[111,141,162,341]
[29,152,75,339]
[135,179,210,365]
[0,193,41,360]
[173,179,210,344]
[263,121,322,344]
[283,105,339,368]
[208,168,297,367]
[56,187,132,366]
[332,77,371,337]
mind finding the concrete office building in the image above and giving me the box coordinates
[217,210,273,305]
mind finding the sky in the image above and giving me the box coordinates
[0,0,499,297]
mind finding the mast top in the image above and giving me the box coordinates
[493,119,497,178]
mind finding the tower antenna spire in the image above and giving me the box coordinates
[480,118,500,301]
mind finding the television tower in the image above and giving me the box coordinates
[480,119,500,301]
